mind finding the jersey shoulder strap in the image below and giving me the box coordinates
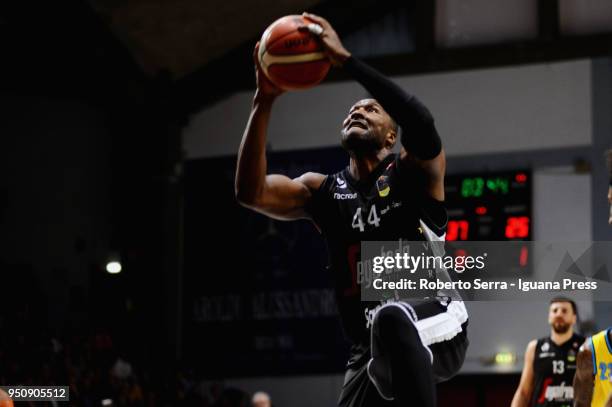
[305,172,336,229]
[591,328,612,375]
[418,196,448,239]
[534,337,548,356]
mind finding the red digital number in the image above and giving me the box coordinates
[447,220,469,241]
[515,173,527,183]
[519,245,529,267]
[505,216,530,239]
[475,206,487,215]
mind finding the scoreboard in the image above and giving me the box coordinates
[444,170,532,241]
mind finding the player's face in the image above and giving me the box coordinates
[341,99,395,153]
[548,302,576,334]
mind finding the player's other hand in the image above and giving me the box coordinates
[299,12,351,67]
[253,42,284,100]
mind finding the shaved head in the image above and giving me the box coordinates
[252,391,271,407]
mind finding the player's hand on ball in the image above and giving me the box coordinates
[253,42,284,99]
[300,12,351,67]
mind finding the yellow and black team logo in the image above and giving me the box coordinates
[567,349,576,363]
[377,175,390,197]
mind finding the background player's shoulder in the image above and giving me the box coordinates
[528,338,539,354]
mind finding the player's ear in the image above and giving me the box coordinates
[385,128,397,149]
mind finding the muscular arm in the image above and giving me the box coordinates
[512,340,537,407]
[235,94,325,220]
[573,342,594,407]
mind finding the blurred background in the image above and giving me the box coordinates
[1,0,612,406]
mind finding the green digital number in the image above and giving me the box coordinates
[461,177,484,198]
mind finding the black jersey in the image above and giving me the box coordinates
[307,153,447,346]
[531,334,585,407]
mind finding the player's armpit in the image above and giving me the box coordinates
[573,343,594,407]
[511,339,537,407]
[237,172,325,221]
[399,147,446,201]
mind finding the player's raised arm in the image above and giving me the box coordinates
[235,43,324,220]
[573,341,594,407]
[511,339,536,407]
[302,12,445,200]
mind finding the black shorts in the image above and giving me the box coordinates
[338,299,469,407]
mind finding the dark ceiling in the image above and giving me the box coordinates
[4,0,609,116]
[88,0,324,78]
[0,0,408,111]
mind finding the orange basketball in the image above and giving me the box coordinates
[258,15,331,91]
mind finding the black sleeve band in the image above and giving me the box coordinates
[343,56,442,160]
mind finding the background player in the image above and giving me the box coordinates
[235,12,468,407]
[572,150,612,407]
[573,327,612,407]
[511,298,584,407]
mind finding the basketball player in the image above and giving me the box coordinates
[511,298,584,407]
[573,327,612,407]
[235,12,468,407]
[572,150,612,407]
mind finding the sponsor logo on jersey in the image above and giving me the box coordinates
[539,352,556,358]
[377,175,390,197]
[568,349,576,362]
[336,177,347,189]
[541,342,550,352]
[333,192,357,200]
[364,298,409,329]
[537,380,573,402]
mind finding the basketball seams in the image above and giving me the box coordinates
[262,52,327,66]
[258,15,331,90]
[267,59,330,89]
[259,20,320,72]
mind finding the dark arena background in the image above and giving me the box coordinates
[1,0,612,406]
